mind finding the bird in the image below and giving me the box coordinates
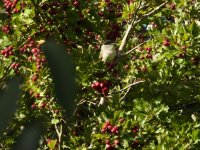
[99,40,118,64]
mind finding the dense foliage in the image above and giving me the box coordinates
[0,0,200,149]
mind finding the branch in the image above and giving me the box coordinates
[122,39,150,56]
[109,80,145,94]
[118,2,167,54]
[118,2,142,54]
[54,124,62,150]
[120,86,132,101]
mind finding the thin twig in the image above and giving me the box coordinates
[122,39,151,56]
[131,0,142,24]
[133,2,167,25]
[119,80,145,101]
[120,86,132,101]
[109,80,145,94]
[54,124,62,150]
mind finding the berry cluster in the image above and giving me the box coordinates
[1,45,14,58]
[104,0,122,17]
[2,25,10,34]
[106,24,121,41]
[137,46,153,61]
[105,138,120,150]
[97,1,123,41]
[19,37,46,71]
[101,120,119,134]
[91,80,111,96]
[100,120,121,150]
[10,62,20,74]
[100,118,142,149]
[145,47,153,59]
[31,102,46,109]
[2,0,19,15]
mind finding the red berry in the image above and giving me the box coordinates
[31,103,36,109]
[170,3,176,10]
[35,93,40,99]
[106,144,113,150]
[146,54,152,59]
[28,56,33,62]
[23,44,28,49]
[40,102,46,108]
[98,11,104,17]
[27,36,32,41]
[73,0,79,7]
[53,109,59,114]
[91,83,96,89]
[14,63,20,68]
[91,81,101,91]
[101,128,106,133]
[31,74,38,82]
[132,126,139,133]
[94,81,101,87]
[13,8,19,13]
[145,47,152,53]
[7,45,13,51]
[36,65,41,70]
[41,58,46,63]
[163,39,170,46]
[114,139,120,145]
[111,126,119,134]
[15,70,20,75]
[181,45,187,50]
[1,50,6,55]
[4,53,9,58]
[119,117,125,123]
[102,87,109,95]
[105,139,110,144]
[107,125,112,131]
[105,120,111,125]
[8,51,13,55]
[100,82,105,88]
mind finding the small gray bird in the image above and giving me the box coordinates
[99,40,118,64]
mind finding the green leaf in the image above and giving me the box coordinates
[47,139,57,149]
[122,139,129,148]
[51,118,59,125]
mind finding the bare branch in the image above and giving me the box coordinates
[122,39,151,56]
[120,86,132,101]
[109,80,145,94]
[54,124,62,150]
[118,2,142,54]
[118,2,167,54]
